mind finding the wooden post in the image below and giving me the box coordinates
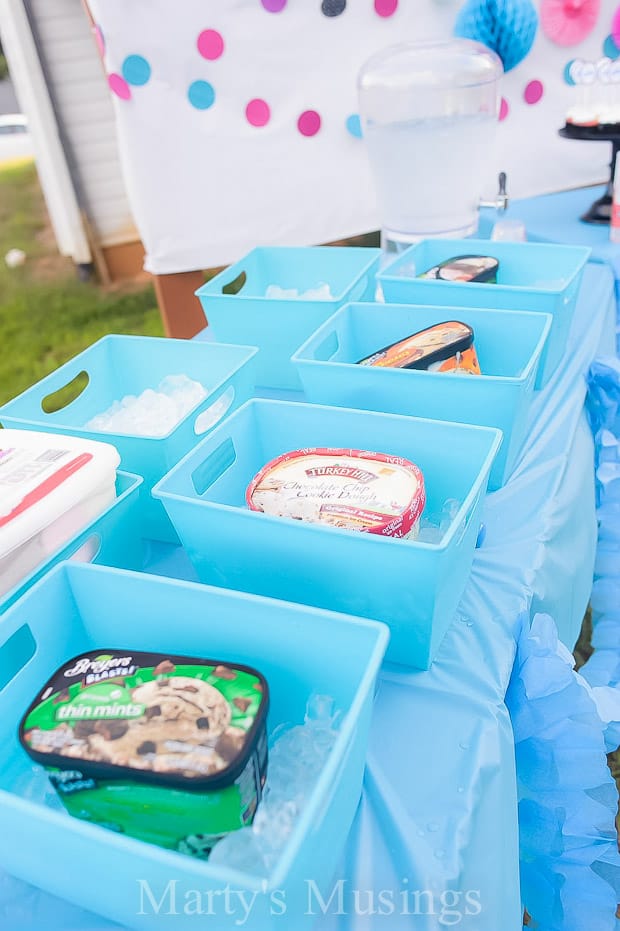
[152,270,207,339]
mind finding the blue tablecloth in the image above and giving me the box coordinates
[481,186,620,349]
[1,221,619,931]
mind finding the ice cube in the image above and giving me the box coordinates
[210,695,341,873]
[417,497,462,543]
[159,374,194,393]
[13,766,64,810]
[265,285,299,299]
[271,725,320,768]
[417,526,444,544]
[440,498,461,530]
[252,798,299,850]
[85,375,207,437]
[208,828,269,877]
[265,283,334,300]
[301,283,333,300]
[304,693,336,727]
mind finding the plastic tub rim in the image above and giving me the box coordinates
[153,398,503,553]
[0,335,260,443]
[292,302,553,385]
[0,561,389,891]
[0,469,143,610]
[379,239,592,294]
[195,246,382,305]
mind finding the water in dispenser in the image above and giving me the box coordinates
[358,39,505,253]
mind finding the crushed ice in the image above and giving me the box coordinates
[208,693,342,876]
[265,284,333,300]
[85,374,207,437]
[417,497,461,544]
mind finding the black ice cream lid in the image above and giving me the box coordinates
[19,649,269,790]
[418,255,499,284]
[358,320,474,370]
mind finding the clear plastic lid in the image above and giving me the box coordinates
[359,39,503,124]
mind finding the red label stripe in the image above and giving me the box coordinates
[0,453,94,528]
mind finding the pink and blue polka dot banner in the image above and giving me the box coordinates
[88,0,620,274]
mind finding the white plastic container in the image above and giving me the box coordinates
[0,430,120,596]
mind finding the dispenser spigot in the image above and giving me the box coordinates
[480,172,509,212]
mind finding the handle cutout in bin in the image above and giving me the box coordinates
[194,386,235,436]
[314,331,339,362]
[68,533,102,564]
[222,270,247,296]
[192,438,237,496]
[0,624,36,691]
[41,371,89,414]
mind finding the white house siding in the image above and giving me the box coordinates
[25,0,137,247]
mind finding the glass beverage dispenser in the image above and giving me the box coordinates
[358,39,505,253]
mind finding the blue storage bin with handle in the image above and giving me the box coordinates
[292,301,551,490]
[153,399,501,670]
[0,562,389,931]
[0,335,258,543]
[0,470,143,614]
[378,239,590,388]
[195,246,381,390]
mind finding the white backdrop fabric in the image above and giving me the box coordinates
[88,0,620,273]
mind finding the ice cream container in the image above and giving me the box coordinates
[19,649,269,858]
[247,448,425,538]
[357,320,481,375]
[418,255,499,283]
[0,430,120,597]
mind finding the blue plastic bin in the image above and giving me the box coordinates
[195,246,381,390]
[0,335,258,543]
[154,399,501,669]
[292,302,551,489]
[0,471,143,614]
[378,239,591,388]
[0,563,388,931]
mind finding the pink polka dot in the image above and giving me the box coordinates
[246,98,270,127]
[298,110,321,136]
[262,0,287,10]
[94,24,105,58]
[375,0,398,15]
[108,73,131,101]
[614,6,620,47]
[524,79,543,105]
[197,29,224,60]
[499,97,509,121]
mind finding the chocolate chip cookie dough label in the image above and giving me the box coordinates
[20,650,269,857]
[247,448,426,538]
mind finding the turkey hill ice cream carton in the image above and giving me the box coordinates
[247,448,425,539]
[19,650,269,858]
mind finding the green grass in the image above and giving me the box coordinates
[0,161,162,405]
[0,55,8,81]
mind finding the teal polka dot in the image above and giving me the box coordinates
[346,113,362,138]
[563,60,576,86]
[603,35,619,59]
[188,80,215,110]
[122,54,151,86]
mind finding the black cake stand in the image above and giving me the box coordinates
[559,123,620,224]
